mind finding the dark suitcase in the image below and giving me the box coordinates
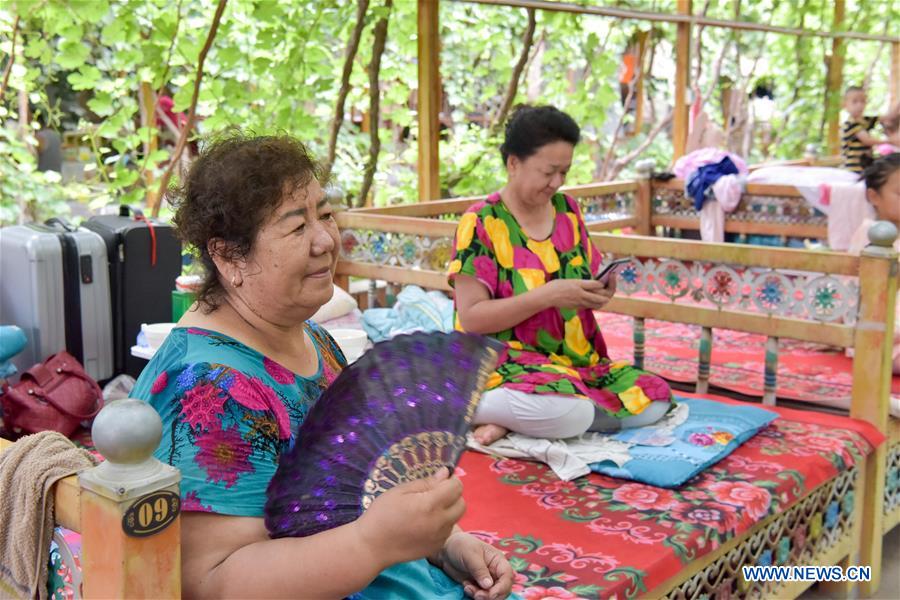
[83,206,182,378]
[0,221,113,382]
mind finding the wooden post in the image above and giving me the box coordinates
[849,221,898,598]
[632,317,645,369]
[334,273,351,294]
[417,0,441,202]
[630,30,649,137]
[696,326,712,394]
[762,336,778,405]
[672,0,691,161]
[891,42,900,108]
[79,400,182,599]
[634,162,653,236]
[826,0,845,156]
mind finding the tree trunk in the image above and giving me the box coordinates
[598,79,638,180]
[0,16,20,103]
[773,0,808,143]
[154,0,228,217]
[357,0,392,208]
[324,0,370,181]
[491,8,536,133]
[691,0,712,83]
[606,111,673,180]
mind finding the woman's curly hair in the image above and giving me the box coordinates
[170,133,323,311]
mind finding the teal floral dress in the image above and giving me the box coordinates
[449,192,673,418]
[131,323,469,599]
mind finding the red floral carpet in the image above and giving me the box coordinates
[459,397,883,599]
[594,311,900,409]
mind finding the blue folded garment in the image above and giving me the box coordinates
[590,397,777,488]
[686,157,740,210]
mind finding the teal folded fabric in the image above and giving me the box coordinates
[591,397,777,488]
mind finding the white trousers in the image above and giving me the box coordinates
[473,387,671,438]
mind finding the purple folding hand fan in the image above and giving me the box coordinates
[264,330,502,538]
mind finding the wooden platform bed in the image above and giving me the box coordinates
[1,177,895,599]
[332,179,898,598]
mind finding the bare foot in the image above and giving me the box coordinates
[473,424,509,446]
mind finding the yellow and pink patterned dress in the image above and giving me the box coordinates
[449,192,672,419]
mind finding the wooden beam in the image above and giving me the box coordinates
[336,261,453,291]
[349,181,638,216]
[337,211,459,236]
[351,196,484,216]
[673,0,691,161]
[462,0,900,43]
[826,0,846,156]
[417,0,441,202]
[891,42,900,107]
[650,215,827,240]
[585,217,639,232]
[604,296,855,347]
[590,232,860,275]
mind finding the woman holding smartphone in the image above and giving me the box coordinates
[449,105,673,446]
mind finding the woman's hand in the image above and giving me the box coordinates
[355,468,466,567]
[434,531,515,600]
[540,273,616,310]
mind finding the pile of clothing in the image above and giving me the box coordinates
[673,148,749,242]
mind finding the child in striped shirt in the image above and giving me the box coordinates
[841,86,897,173]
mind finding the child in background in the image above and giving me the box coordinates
[841,86,896,173]
[848,153,900,374]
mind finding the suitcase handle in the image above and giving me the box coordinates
[45,217,76,232]
[119,205,145,218]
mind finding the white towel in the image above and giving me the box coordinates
[467,402,690,481]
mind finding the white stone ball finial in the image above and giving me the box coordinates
[868,220,899,248]
[635,159,655,179]
[91,398,162,466]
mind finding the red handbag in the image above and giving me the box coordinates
[0,351,103,438]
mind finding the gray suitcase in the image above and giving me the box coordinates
[0,222,114,382]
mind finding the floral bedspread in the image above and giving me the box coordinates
[458,398,883,599]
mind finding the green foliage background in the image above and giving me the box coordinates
[0,0,896,223]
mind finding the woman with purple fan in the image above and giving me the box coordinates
[131,135,513,600]
[450,105,675,447]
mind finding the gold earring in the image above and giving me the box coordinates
[231,275,242,288]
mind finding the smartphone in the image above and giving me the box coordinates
[595,258,631,282]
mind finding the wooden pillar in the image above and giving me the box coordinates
[80,487,181,598]
[672,0,691,161]
[79,400,182,598]
[696,326,712,394]
[826,0,845,156]
[334,272,350,294]
[634,162,653,236]
[849,222,898,597]
[630,30,649,137]
[890,42,900,108]
[417,0,440,202]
